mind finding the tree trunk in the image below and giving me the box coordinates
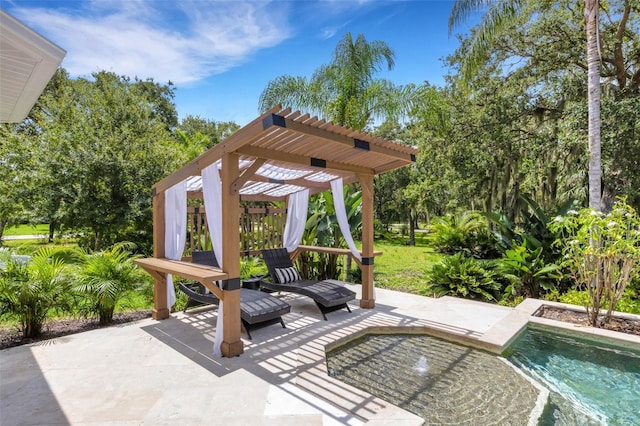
[0,218,7,246]
[408,209,415,246]
[48,221,57,243]
[585,0,602,211]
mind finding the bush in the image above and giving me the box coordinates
[429,211,498,258]
[496,242,562,299]
[552,289,640,316]
[75,242,150,324]
[0,248,74,337]
[426,253,503,302]
[549,199,640,326]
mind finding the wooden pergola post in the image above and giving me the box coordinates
[220,152,244,357]
[151,189,170,319]
[359,174,375,308]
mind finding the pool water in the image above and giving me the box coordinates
[326,333,541,425]
[504,328,640,425]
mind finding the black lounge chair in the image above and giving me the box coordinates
[260,248,356,320]
[178,251,290,340]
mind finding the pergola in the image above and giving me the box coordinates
[136,105,418,357]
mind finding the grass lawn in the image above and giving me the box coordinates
[3,223,49,236]
[371,230,443,294]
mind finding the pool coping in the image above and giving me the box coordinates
[294,297,640,425]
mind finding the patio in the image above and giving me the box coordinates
[1,286,537,426]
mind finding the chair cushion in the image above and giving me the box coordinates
[274,266,301,284]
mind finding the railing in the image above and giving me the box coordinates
[186,206,286,256]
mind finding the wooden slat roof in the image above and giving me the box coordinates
[155,105,419,200]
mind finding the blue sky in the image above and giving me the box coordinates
[5,0,479,126]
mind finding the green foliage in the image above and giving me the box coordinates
[23,69,185,253]
[552,289,640,316]
[75,242,150,324]
[426,253,503,302]
[429,211,497,258]
[297,187,362,280]
[0,248,74,337]
[549,199,640,326]
[496,242,562,299]
[259,32,419,130]
[177,115,239,148]
[485,196,577,257]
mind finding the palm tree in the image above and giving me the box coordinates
[76,242,148,324]
[0,248,74,337]
[449,0,602,210]
[259,32,418,131]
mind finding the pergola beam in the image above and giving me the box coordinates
[263,113,415,163]
[236,146,374,176]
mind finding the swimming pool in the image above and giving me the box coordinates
[326,333,543,425]
[326,328,640,425]
[504,326,640,425]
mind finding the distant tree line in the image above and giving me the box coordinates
[0,69,238,251]
[1,0,638,254]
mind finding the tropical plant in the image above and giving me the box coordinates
[75,242,149,324]
[449,0,605,211]
[0,248,74,337]
[296,187,362,280]
[484,196,578,261]
[429,211,497,258]
[259,32,419,130]
[549,199,640,326]
[426,253,503,302]
[496,242,563,299]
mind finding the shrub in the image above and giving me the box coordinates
[496,242,562,299]
[426,253,503,302]
[484,196,577,264]
[552,289,640,316]
[429,211,498,258]
[0,248,74,337]
[549,199,640,326]
[75,242,150,324]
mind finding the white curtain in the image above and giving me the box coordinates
[164,180,187,309]
[202,162,224,357]
[283,189,309,252]
[331,178,362,262]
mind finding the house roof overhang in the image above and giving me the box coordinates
[155,106,419,201]
[0,10,66,123]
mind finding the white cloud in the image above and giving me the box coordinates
[12,0,291,84]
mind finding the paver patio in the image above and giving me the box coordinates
[1,286,548,426]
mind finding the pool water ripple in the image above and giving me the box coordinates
[505,328,640,426]
[326,334,540,425]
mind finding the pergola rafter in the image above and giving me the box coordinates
[135,105,418,357]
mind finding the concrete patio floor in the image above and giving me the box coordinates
[0,285,607,426]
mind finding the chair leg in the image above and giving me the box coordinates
[346,304,352,313]
[241,321,252,340]
[280,318,286,329]
[315,301,329,320]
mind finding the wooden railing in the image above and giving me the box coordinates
[186,206,286,256]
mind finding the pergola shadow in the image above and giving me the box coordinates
[139,293,483,423]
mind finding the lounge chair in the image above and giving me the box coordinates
[260,248,356,320]
[178,251,290,340]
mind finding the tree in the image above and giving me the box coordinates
[449,0,608,211]
[28,70,185,251]
[177,115,239,147]
[259,32,419,130]
[0,126,33,243]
